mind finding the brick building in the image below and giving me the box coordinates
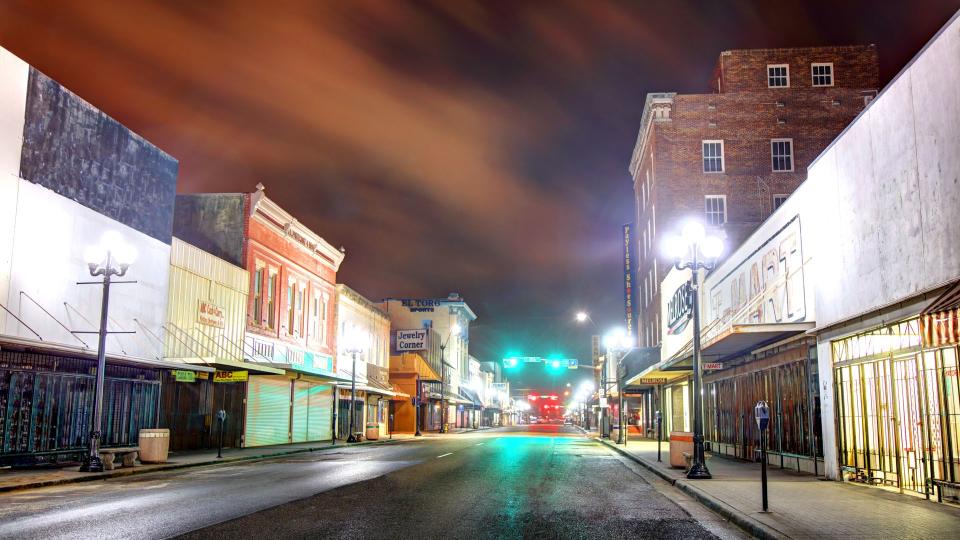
[628,45,879,348]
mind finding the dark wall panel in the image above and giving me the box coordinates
[172,194,246,267]
[19,68,178,244]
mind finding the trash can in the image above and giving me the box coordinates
[610,425,620,442]
[138,428,170,463]
[669,431,693,468]
[365,422,380,441]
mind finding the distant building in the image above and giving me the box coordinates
[381,294,477,433]
[628,45,880,348]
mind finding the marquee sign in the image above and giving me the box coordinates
[667,283,691,335]
[623,224,637,337]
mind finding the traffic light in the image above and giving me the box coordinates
[503,357,518,369]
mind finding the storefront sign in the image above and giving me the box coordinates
[638,378,668,384]
[591,335,600,365]
[173,370,196,382]
[214,370,248,383]
[709,217,806,327]
[400,299,440,313]
[396,329,428,351]
[667,283,691,335]
[198,301,225,328]
[623,223,637,337]
[703,362,723,370]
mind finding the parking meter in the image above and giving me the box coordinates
[216,409,227,458]
[755,401,770,431]
[755,400,770,511]
[655,410,663,462]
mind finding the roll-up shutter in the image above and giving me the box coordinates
[292,381,332,442]
[245,375,291,447]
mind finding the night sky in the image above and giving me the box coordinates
[2,1,958,390]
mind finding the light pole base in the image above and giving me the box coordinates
[415,431,422,437]
[347,434,359,443]
[79,455,104,473]
[686,462,712,479]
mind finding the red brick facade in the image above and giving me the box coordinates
[630,45,879,348]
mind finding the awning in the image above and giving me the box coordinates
[701,322,815,357]
[921,280,960,347]
[458,386,483,407]
[170,356,286,375]
[0,334,216,372]
[338,381,405,397]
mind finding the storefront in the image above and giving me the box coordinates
[245,372,336,446]
[832,312,960,502]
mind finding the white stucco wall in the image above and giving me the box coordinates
[3,180,171,360]
[336,286,390,383]
[0,47,29,330]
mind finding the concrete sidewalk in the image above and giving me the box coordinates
[597,436,960,539]
[0,433,419,493]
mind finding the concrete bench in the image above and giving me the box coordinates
[99,447,139,471]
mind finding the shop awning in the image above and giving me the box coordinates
[171,356,286,375]
[338,381,406,397]
[0,334,216,372]
[701,322,815,357]
[458,386,483,407]
[921,280,960,347]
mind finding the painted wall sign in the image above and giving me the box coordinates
[173,370,196,382]
[198,300,225,328]
[622,223,637,337]
[396,329,429,351]
[709,217,806,327]
[214,370,248,383]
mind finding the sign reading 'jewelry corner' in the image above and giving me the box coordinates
[396,329,428,351]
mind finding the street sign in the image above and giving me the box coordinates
[214,370,248,383]
[567,359,578,369]
[703,362,724,370]
[520,356,540,363]
[173,370,195,383]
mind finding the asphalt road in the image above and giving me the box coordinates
[0,426,737,539]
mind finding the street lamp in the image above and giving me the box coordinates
[79,231,136,473]
[343,323,370,443]
[438,322,462,434]
[663,219,723,480]
[603,328,634,444]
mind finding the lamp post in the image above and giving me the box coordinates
[79,232,136,473]
[603,328,633,443]
[344,323,370,443]
[415,373,423,437]
[438,322,462,434]
[663,220,723,480]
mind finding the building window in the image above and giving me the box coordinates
[767,64,789,88]
[320,296,328,345]
[267,272,277,329]
[811,63,833,87]
[702,140,724,173]
[771,139,794,172]
[286,283,295,335]
[253,266,264,324]
[705,195,726,225]
[295,286,304,336]
[773,194,789,210]
[310,294,320,340]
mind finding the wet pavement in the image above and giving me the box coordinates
[0,426,738,539]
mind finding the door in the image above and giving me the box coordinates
[245,375,291,447]
[292,381,332,442]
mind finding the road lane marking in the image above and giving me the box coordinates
[437,453,453,458]
[475,443,484,446]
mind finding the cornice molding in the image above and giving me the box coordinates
[250,183,345,271]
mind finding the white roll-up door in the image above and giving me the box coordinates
[292,381,333,442]
[245,375,291,447]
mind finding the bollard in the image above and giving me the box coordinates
[216,409,227,459]
[389,414,394,440]
[755,400,770,512]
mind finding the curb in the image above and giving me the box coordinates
[597,438,788,540]
[0,437,414,494]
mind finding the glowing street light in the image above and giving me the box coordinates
[79,231,136,473]
[663,219,724,480]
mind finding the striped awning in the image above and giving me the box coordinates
[921,281,960,347]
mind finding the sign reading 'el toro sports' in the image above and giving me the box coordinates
[396,329,428,351]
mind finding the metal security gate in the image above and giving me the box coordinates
[0,351,160,466]
[245,375,291,447]
[292,381,332,442]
